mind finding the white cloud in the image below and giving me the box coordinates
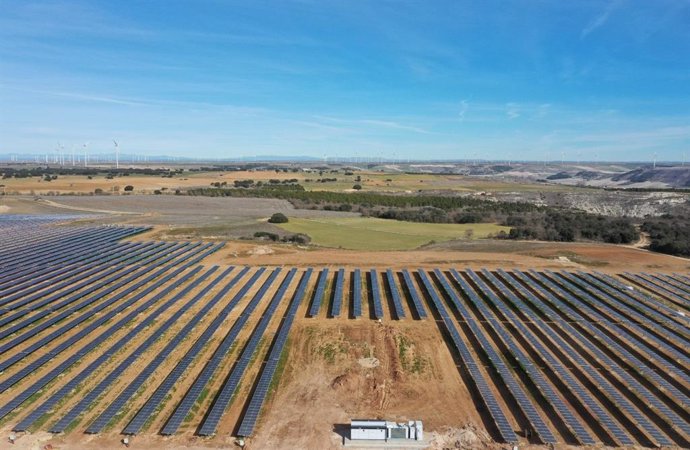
[506,102,520,119]
[581,0,626,38]
[458,100,469,122]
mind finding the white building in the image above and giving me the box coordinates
[350,419,423,441]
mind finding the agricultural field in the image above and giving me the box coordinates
[0,167,579,196]
[277,217,510,250]
[1,216,689,449]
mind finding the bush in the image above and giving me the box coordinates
[268,212,288,223]
[94,188,104,195]
[254,231,279,241]
[352,184,362,190]
[285,233,310,244]
[124,185,134,192]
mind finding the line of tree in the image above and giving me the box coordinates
[0,167,182,179]
[186,185,640,245]
[186,185,543,214]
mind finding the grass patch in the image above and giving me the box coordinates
[317,340,348,364]
[277,217,510,251]
[532,250,610,267]
[397,335,428,374]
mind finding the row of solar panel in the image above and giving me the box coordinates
[0,242,215,363]
[0,225,148,270]
[0,242,226,425]
[414,268,690,446]
[497,270,673,446]
[522,270,690,442]
[236,268,314,437]
[0,241,172,305]
[305,268,428,319]
[0,226,145,289]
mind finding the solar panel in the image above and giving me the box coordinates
[571,271,690,363]
[369,269,384,319]
[236,269,313,437]
[0,244,212,392]
[2,261,209,424]
[472,269,610,446]
[592,271,690,329]
[308,268,329,317]
[414,269,518,444]
[623,273,690,310]
[401,270,427,318]
[197,269,298,436]
[161,268,279,435]
[0,243,217,374]
[51,266,226,434]
[544,270,690,400]
[526,270,685,443]
[385,269,405,319]
[120,266,253,435]
[330,268,344,317]
[441,269,557,445]
[352,269,362,318]
[493,269,643,446]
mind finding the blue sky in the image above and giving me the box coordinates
[1,0,689,161]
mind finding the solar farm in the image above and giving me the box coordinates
[1,216,689,448]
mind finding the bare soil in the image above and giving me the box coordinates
[248,320,481,450]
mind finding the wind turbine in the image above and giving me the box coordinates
[113,140,119,169]
[83,142,89,167]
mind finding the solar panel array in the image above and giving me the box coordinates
[401,269,427,318]
[369,269,384,319]
[414,269,518,444]
[161,268,279,435]
[442,270,557,445]
[329,268,344,317]
[307,268,329,317]
[385,269,405,319]
[236,269,313,437]
[526,270,688,443]
[352,269,362,318]
[1,217,689,448]
[198,268,298,436]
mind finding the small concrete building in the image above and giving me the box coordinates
[350,419,424,441]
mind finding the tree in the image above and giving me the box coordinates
[352,184,362,190]
[124,185,134,192]
[268,212,288,223]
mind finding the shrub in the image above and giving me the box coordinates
[285,233,310,244]
[124,185,134,192]
[254,231,279,241]
[352,184,362,190]
[268,212,288,224]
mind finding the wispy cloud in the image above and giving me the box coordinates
[458,100,469,122]
[506,103,520,119]
[315,115,431,134]
[581,0,626,38]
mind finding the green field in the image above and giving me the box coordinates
[277,217,510,250]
